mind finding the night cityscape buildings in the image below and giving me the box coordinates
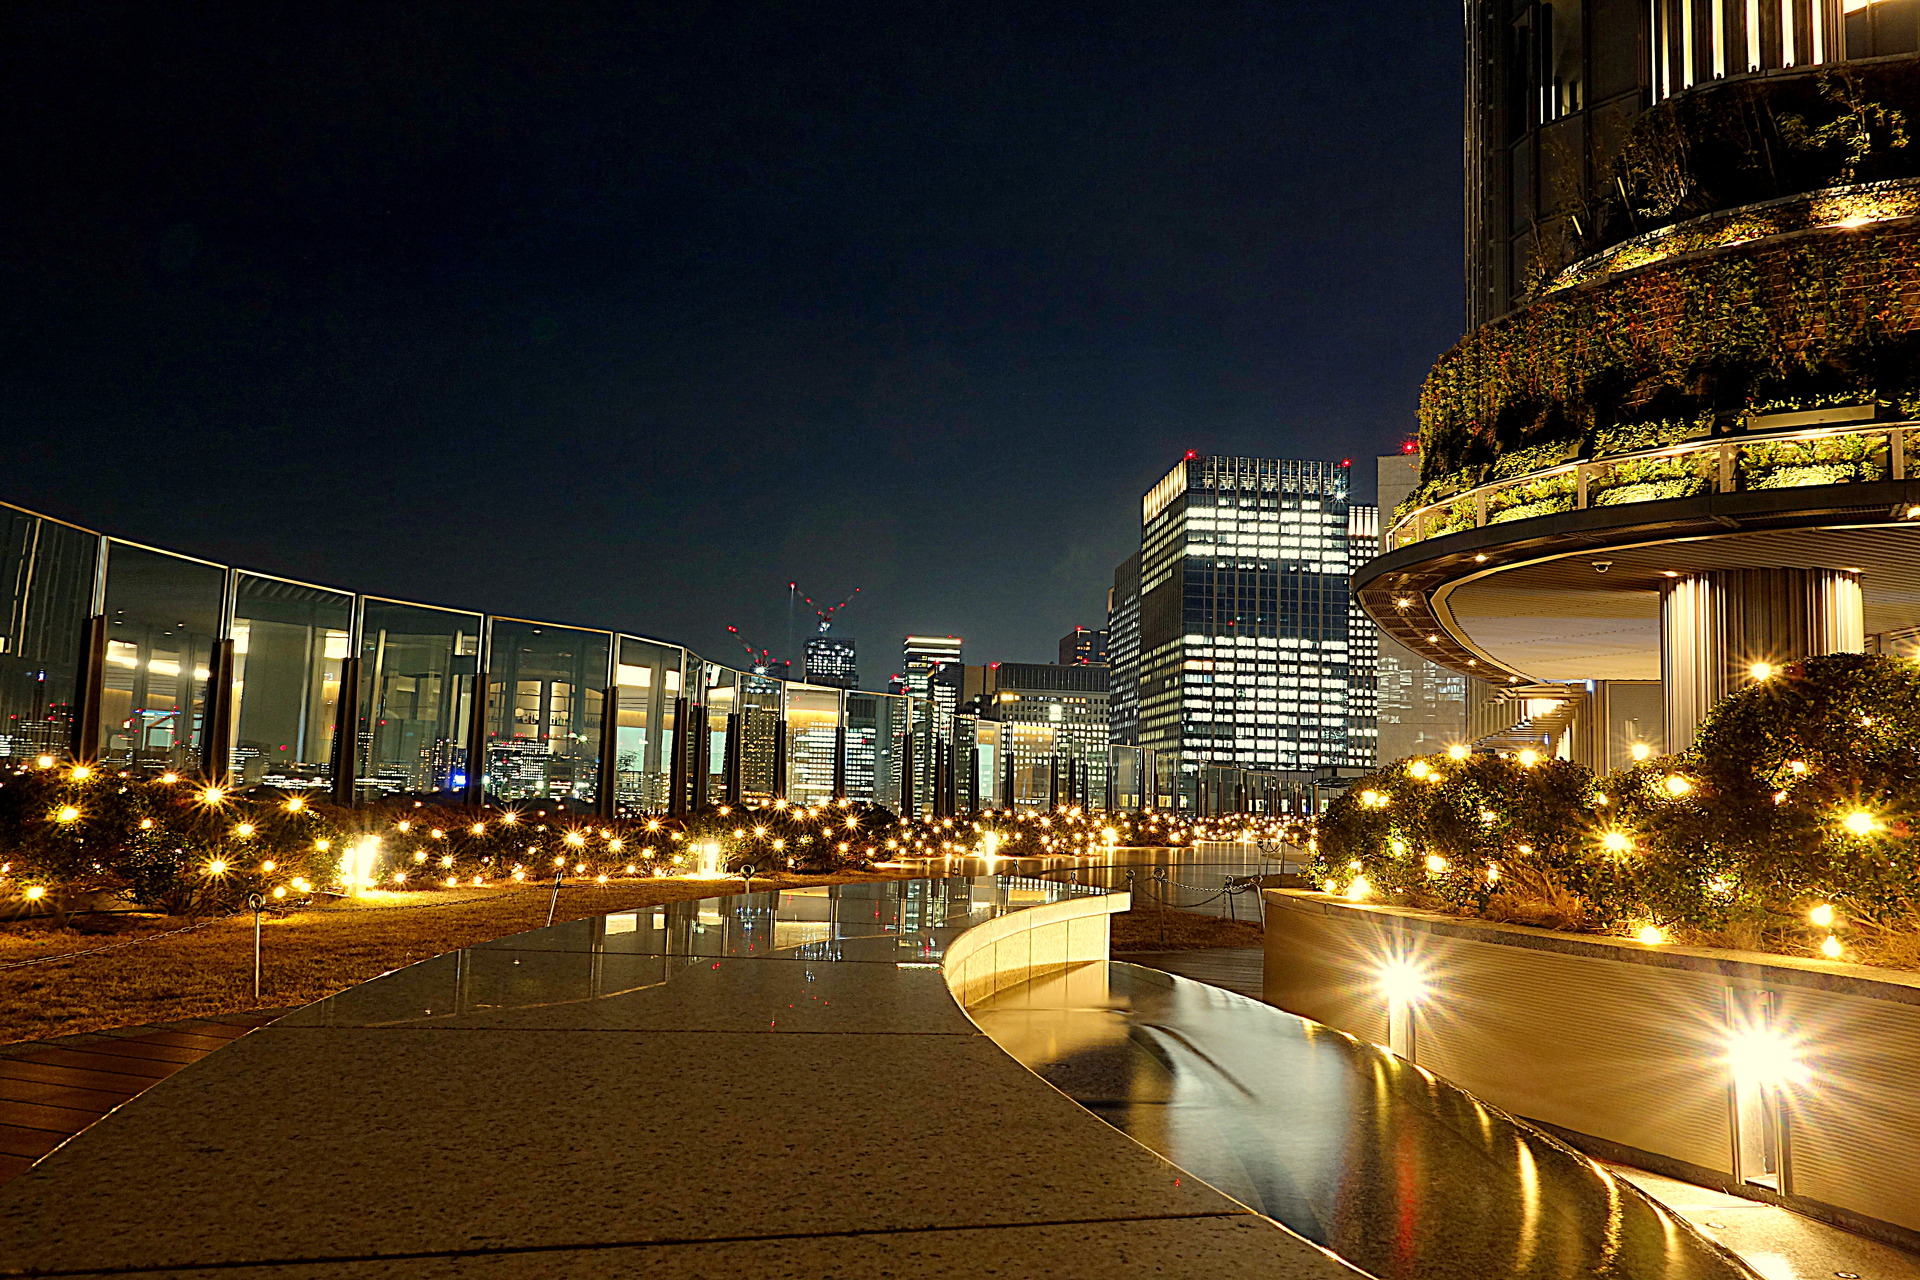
[1108,454,1378,805]
[1056,626,1108,666]
[802,634,857,689]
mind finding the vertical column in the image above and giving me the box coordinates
[198,638,236,782]
[832,725,847,799]
[772,717,789,802]
[967,745,981,814]
[900,725,915,818]
[596,685,620,819]
[330,656,362,806]
[71,615,107,764]
[667,695,690,818]
[461,670,489,807]
[722,712,743,807]
[1661,568,1863,749]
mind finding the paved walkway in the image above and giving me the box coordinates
[0,878,1349,1279]
[0,1011,284,1189]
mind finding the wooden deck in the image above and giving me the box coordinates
[0,1012,281,1188]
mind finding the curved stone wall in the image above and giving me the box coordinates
[1263,888,1920,1250]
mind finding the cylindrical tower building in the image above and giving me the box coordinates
[1361,2,1920,763]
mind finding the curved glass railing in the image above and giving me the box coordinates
[1388,419,1918,551]
[0,497,948,813]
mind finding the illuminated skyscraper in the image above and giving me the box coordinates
[1130,454,1369,797]
[803,634,857,688]
[902,635,962,718]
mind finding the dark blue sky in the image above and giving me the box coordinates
[4,1,1461,675]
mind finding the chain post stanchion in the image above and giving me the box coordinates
[547,867,564,927]
[740,864,756,897]
[247,893,265,1003]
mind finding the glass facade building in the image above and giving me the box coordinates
[1127,454,1376,804]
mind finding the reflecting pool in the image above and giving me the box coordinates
[971,963,1754,1280]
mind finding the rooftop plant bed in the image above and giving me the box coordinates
[1415,221,1920,491]
[1538,59,1920,281]
[1315,652,1920,970]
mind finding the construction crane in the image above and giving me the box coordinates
[723,625,784,678]
[790,583,861,634]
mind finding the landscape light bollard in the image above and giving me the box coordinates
[547,869,563,928]
[247,893,264,1003]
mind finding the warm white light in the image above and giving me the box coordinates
[1344,875,1372,901]
[1663,774,1692,797]
[1378,959,1427,1006]
[1601,831,1631,854]
[1447,744,1470,761]
[1629,743,1651,762]
[201,786,225,805]
[1820,935,1844,959]
[208,859,230,876]
[1842,810,1878,836]
[284,796,305,812]
[24,885,46,900]
[1424,854,1448,874]
[1516,749,1540,767]
[1635,924,1667,945]
[69,765,92,782]
[1726,1027,1807,1087]
[1749,661,1776,681]
[54,805,80,824]
[1808,903,1835,928]
[1407,760,1432,780]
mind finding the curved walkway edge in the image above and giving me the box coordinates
[0,876,1353,1279]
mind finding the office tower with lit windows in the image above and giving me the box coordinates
[902,635,962,718]
[1105,552,1141,746]
[1345,505,1380,769]
[1056,626,1108,666]
[1133,454,1366,790]
[803,634,857,688]
[982,662,1109,808]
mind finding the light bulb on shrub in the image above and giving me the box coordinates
[1809,903,1835,928]
[1820,935,1844,959]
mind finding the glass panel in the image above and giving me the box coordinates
[0,512,94,764]
[100,542,225,770]
[844,691,902,811]
[484,619,611,806]
[703,666,737,805]
[358,600,481,800]
[615,636,681,814]
[785,683,841,806]
[230,573,352,789]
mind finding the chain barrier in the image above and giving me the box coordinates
[0,875,641,971]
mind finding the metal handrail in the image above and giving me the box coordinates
[1387,417,1914,550]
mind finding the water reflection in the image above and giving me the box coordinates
[971,963,1753,1280]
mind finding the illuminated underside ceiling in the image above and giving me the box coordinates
[1436,526,1920,681]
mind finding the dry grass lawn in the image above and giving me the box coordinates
[0,871,905,1045]
[1112,900,1263,951]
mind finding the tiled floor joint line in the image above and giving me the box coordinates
[1,1210,1259,1277]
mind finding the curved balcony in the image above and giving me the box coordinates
[1361,418,1920,691]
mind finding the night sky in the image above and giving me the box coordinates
[5,2,1461,676]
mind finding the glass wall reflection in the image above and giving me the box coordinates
[484,619,611,804]
[358,599,482,799]
[231,573,352,788]
[0,497,1045,816]
[0,509,93,764]
[614,636,682,812]
[100,542,225,770]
